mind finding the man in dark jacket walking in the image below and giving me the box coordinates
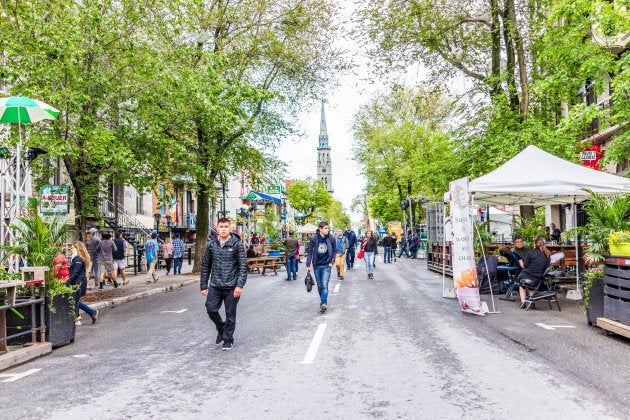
[306,221,336,313]
[200,218,248,351]
[343,225,357,269]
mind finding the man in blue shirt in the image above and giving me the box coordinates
[343,225,357,269]
[144,232,159,283]
[172,233,185,275]
[306,222,336,313]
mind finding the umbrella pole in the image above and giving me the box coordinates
[15,114,22,271]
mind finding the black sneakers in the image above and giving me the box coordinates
[222,341,233,351]
[91,309,98,324]
[216,331,224,345]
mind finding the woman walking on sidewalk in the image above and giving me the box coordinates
[163,237,174,275]
[67,241,98,324]
[361,231,378,279]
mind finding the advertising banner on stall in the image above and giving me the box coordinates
[39,185,69,215]
[449,177,483,315]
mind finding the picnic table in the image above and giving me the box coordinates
[247,253,286,276]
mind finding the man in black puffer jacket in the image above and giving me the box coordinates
[200,218,247,351]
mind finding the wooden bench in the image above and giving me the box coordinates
[247,254,286,276]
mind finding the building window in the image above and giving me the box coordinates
[186,191,194,213]
[136,192,143,215]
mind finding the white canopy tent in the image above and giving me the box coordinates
[469,145,630,296]
[297,223,317,234]
[469,145,630,206]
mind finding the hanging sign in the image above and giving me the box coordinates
[579,143,604,170]
[449,177,483,315]
[267,185,281,194]
[39,185,69,215]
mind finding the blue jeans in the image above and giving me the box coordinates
[286,254,297,279]
[346,246,355,268]
[364,252,375,274]
[173,256,183,274]
[398,246,409,258]
[77,300,95,317]
[313,265,331,305]
[383,247,391,263]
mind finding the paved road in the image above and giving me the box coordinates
[2,257,628,419]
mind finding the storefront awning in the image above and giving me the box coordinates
[245,190,282,205]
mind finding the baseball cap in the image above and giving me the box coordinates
[88,228,98,233]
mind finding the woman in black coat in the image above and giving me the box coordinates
[518,237,551,308]
[67,241,98,324]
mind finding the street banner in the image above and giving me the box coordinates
[449,177,483,315]
[39,185,69,215]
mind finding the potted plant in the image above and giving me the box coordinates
[581,266,605,326]
[607,231,630,256]
[2,198,77,347]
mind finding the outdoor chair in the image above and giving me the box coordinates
[498,253,521,301]
[520,266,562,311]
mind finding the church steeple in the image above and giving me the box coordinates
[318,101,329,150]
[316,101,333,193]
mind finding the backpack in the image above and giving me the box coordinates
[477,256,499,294]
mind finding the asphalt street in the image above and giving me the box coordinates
[1,256,629,419]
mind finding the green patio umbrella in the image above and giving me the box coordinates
[0,96,59,124]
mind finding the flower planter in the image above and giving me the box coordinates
[608,243,630,257]
[604,259,630,326]
[44,291,78,348]
[585,277,605,326]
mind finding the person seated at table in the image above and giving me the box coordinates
[246,245,260,259]
[549,223,561,243]
[518,237,551,309]
[511,236,529,268]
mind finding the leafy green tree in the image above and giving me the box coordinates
[286,178,332,222]
[325,200,351,230]
[137,0,345,271]
[0,0,170,235]
[351,86,459,225]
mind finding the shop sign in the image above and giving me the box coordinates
[267,185,281,194]
[40,185,69,215]
[579,142,604,170]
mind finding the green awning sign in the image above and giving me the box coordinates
[245,192,257,200]
[267,185,281,194]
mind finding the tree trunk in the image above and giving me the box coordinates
[520,205,535,220]
[193,186,210,273]
[502,2,520,111]
[489,0,502,97]
[506,0,529,115]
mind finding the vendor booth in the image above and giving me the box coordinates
[469,145,630,296]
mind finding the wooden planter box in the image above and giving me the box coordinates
[44,292,78,348]
[604,259,630,326]
[585,277,605,326]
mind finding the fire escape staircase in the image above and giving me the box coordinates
[99,199,157,247]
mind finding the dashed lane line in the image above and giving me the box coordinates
[302,323,327,364]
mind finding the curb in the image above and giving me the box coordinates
[90,279,198,310]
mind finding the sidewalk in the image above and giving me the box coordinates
[81,263,199,311]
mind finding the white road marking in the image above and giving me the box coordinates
[302,323,327,364]
[72,354,91,358]
[333,283,341,293]
[160,309,188,314]
[535,323,575,330]
[0,368,41,382]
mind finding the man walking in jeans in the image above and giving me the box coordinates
[172,233,185,275]
[306,221,336,313]
[200,218,247,351]
[282,230,299,281]
[343,225,357,269]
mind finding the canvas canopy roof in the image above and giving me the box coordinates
[297,223,317,234]
[469,145,630,206]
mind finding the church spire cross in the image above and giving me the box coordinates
[318,101,329,150]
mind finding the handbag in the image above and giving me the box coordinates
[357,249,365,259]
[305,271,315,292]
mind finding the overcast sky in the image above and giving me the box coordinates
[276,2,425,222]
